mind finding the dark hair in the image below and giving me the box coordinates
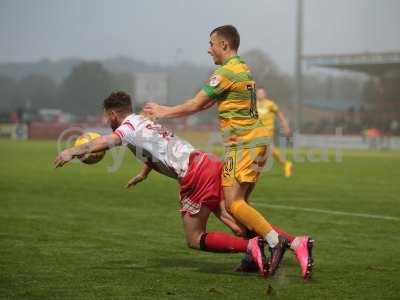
[103,91,133,113]
[210,25,240,51]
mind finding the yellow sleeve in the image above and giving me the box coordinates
[202,68,233,98]
[269,100,280,113]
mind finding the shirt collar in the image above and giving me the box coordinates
[121,113,134,124]
[222,55,241,66]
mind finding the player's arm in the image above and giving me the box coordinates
[143,90,215,119]
[200,99,217,110]
[54,133,121,168]
[278,111,292,137]
[125,162,152,188]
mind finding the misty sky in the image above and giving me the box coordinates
[1,0,399,73]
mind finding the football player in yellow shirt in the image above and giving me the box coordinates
[144,25,288,276]
[256,88,293,178]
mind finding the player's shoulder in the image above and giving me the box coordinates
[267,99,280,112]
[122,113,136,122]
[207,67,227,88]
[120,113,142,130]
[213,65,227,76]
[258,98,278,112]
[212,64,245,83]
[221,59,252,82]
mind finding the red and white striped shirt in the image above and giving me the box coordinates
[115,114,195,179]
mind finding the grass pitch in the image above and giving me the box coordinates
[1,139,400,299]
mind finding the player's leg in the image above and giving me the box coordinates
[212,197,247,237]
[212,195,260,273]
[272,146,293,178]
[233,182,266,272]
[212,200,270,273]
[244,182,255,202]
[182,204,267,275]
[221,182,313,278]
[272,224,314,279]
[243,181,313,278]
[181,204,249,252]
[223,146,273,238]
[223,146,288,275]
[233,180,293,274]
[181,204,211,250]
[244,185,314,279]
[243,183,300,245]
[272,146,285,166]
[241,164,312,278]
[224,180,274,240]
[224,180,288,276]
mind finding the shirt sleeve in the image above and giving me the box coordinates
[270,101,280,113]
[114,120,136,145]
[202,68,233,98]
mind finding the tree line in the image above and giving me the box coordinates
[0,50,367,117]
[0,62,133,116]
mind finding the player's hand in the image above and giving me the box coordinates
[285,128,293,138]
[54,149,74,168]
[125,174,147,188]
[143,102,169,118]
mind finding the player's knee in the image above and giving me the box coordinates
[226,201,235,214]
[185,235,201,250]
[233,227,247,237]
[186,240,199,249]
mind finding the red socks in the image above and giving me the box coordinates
[272,225,295,243]
[200,232,248,253]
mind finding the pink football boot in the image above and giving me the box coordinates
[247,237,268,276]
[292,236,314,279]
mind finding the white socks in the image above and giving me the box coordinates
[265,230,279,248]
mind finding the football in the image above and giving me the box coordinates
[74,132,105,164]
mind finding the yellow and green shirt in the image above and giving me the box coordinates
[202,56,270,148]
[257,98,279,138]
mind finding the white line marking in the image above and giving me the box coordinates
[253,202,400,221]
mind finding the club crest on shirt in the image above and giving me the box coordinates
[209,75,221,87]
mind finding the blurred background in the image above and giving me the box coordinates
[0,0,399,149]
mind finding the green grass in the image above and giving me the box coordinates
[1,139,400,299]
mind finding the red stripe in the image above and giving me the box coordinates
[114,130,124,138]
[122,121,135,131]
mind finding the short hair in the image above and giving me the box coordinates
[210,25,240,51]
[103,91,133,113]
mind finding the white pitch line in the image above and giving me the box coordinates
[253,202,400,221]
